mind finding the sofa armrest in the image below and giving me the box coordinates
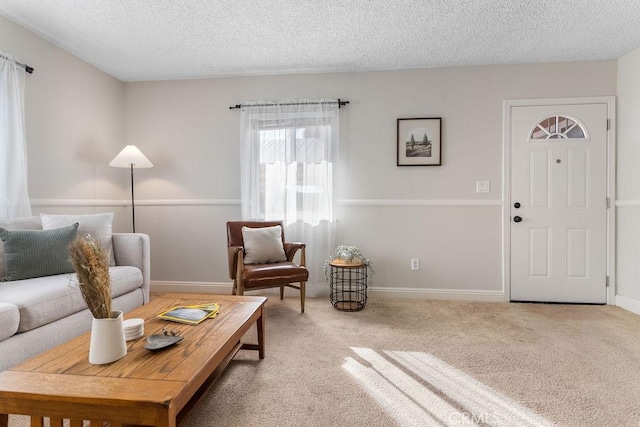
[112,233,151,304]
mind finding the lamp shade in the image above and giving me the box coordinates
[109,145,153,169]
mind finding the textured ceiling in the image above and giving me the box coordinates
[1,0,639,82]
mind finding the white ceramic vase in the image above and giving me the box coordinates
[89,310,127,364]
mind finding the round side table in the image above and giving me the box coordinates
[329,259,368,311]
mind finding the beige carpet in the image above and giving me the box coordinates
[8,296,640,426]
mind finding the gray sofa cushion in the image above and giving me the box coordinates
[0,266,143,332]
[0,216,42,281]
[0,302,19,341]
[0,223,79,281]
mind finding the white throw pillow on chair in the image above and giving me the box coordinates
[242,225,287,264]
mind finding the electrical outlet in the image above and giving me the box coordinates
[411,258,420,271]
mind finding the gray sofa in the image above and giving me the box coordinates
[0,216,150,371]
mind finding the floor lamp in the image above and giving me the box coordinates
[109,145,153,233]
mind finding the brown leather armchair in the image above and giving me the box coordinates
[227,221,309,313]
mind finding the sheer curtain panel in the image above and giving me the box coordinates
[0,51,31,219]
[240,100,339,285]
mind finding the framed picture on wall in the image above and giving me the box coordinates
[397,117,442,166]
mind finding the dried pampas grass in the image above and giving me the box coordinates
[69,234,112,319]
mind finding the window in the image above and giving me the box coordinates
[240,101,338,227]
[256,124,332,225]
[530,115,586,140]
[239,100,340,285]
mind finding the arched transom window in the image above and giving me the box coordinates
[530,115,587,140]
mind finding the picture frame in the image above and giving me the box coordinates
[397,117,442,166]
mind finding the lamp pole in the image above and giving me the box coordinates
[130,163,136,233]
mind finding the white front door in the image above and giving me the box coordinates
[510,102,608,303]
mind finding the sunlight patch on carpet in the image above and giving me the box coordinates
[343,348,554,427]
[343,351,462,426]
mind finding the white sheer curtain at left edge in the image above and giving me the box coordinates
[240,99,339,285]
[0,51,31,219]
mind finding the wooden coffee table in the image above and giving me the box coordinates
[0,293,266,427]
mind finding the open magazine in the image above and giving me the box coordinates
[157,302,220,325]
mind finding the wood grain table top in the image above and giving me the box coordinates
[0,293,267,427]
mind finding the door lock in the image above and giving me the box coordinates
[513,216,522,223]
[514,202,521,209]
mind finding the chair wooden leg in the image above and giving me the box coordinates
[300,281,306,313]
[280,286,284,300]
[232,279,237,295]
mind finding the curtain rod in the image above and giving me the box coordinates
[0,54,34,74]
[229,99,349,110]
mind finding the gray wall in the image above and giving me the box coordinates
[616,45,640,310]
[123,63,616,297]
[0,15,126,202]
[2,14,627,301]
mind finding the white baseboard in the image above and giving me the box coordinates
[151,281,233,295]
[368,286,504,301]
[150,281,504,302]
[151,281,323,297]
[615,295,640,315]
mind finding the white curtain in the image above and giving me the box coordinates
[240,99,339,285]
[0,51,31,219]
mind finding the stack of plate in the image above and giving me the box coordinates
[123,318,144,341]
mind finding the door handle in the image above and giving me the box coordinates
[513,216,522,223]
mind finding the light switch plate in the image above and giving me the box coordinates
[476,181,490,193]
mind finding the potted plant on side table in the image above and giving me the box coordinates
[323,245,374,280]
[323,245,374,312]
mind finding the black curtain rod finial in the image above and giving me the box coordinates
[0,54,34,74]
